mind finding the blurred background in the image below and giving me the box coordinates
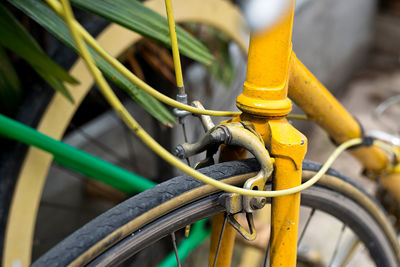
[1,0,400,264]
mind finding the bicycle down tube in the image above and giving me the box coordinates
[287,33,400,201]
[212,0,400,265]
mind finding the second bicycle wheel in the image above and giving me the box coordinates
[1,0,248,265]
[32,159,400,267]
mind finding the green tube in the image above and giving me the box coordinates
[158,219,210,267]
[0,113,208,260]
[0,113,155,193]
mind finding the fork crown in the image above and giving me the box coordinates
[231,1,308,266]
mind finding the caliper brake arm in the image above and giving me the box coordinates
[174,122,274,212]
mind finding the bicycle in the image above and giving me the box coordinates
[1,0,400,266]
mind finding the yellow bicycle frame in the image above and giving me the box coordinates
[213,0,398,266]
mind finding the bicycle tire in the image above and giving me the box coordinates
[32,159,400,267]
[1,0,247,265]
[0,13,109,264]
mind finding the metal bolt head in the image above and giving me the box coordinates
[174,145,186,159]
[250,197,266,210]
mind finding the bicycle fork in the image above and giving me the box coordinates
[267,119,307,266]
[210,1,308,266]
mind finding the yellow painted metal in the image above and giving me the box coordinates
[3,1,248,266]
[288,54,389,172]
[381,172,400,202]
[234,1,308,265]
[287,52,400,222]
[220,115,307,267]
[394,162,400,173]
[380,162,400,202]
[268,119,307,266]
[288,51,400,216]
[236,1,295,117]
[63,3,292,267]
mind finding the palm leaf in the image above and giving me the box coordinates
[0,3,76,102]
[71,0,214,65]
[0,46,22,113]
[9,0,175,125]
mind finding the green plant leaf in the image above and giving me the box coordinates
[71,0,214,65]
[0,3,76,102]
[36,68,75,102]
[208,38,235,87]
[9,0,175,125]
[97,55,176,125]
[0,46,22,113]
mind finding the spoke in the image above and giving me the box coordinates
[263,208,314,267]
[298,208,316,247]
[332,235,360,267]
[212,214,228,267]
[346,244,367,266]
[328,224,346,267]
[181,123,191,166]
[89,88,141,172]
[171,232,182,267]
[181,122,190,143]
[52,162,86,181]
[122,124,140,171]
[70,123,130,166]
[52,163,121,194]
[262,206,272,267]
[262,238,271,267]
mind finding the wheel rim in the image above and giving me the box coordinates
[3,1,247,266]
[44,172,397,267]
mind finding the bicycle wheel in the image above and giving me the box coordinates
[0,0,247,265]
[32,159,400,267]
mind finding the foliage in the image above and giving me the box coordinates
[2,0,215,124]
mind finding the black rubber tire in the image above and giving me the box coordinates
[0,85,54,264]
[32,159,400,267]
[0,14,110,262]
